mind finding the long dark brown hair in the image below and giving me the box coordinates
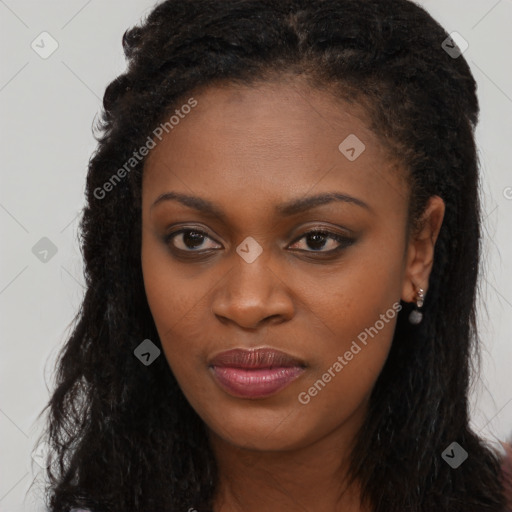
[39,0,507,510]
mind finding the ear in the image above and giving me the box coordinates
[401,195,445,303]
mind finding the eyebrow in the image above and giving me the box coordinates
[150,191,372,217]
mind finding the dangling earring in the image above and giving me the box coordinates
[408,286,425,325]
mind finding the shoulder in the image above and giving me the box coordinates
[501,442,512,510]
[55,452,512,512]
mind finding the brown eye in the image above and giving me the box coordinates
[288,230,355,253]
[165,229,222,252]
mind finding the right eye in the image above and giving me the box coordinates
[164,228,222,253]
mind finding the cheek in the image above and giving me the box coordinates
[297,309,397,411]
[141,234,197,360]
[295,231,403,355]
[142,266,209,410]
[290,238,404,419]
[296,290,399,419]
[141,227,209,330]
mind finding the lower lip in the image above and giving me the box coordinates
[210,366,305,399]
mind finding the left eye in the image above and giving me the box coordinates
[288,230,354,253]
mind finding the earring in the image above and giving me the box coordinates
[408,286,425,325]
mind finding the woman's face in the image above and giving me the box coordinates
[141,79,426,451]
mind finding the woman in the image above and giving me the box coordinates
[39,0,511,510]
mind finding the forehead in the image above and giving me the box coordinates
[146,79,379,163]
[142,79,408,222]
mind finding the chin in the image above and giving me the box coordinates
[202,403,320,452]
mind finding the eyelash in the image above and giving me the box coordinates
[164,227,355,257]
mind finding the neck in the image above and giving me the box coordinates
[208,408,370,512]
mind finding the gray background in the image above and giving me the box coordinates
[1,0,511,510]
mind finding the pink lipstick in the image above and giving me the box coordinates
[208,347,306,399]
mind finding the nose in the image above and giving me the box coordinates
[211,254,295,330]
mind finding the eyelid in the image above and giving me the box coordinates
[287,222,354,240]
[164,224,355,256]
[164,223,352,242]
[165,227,222,249]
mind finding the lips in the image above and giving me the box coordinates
[208,347,306,399]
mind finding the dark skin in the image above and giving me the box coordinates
[141,77,445,512]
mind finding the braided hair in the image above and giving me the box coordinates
[40,1,506,510]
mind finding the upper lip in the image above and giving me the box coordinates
[209,347,306,369]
